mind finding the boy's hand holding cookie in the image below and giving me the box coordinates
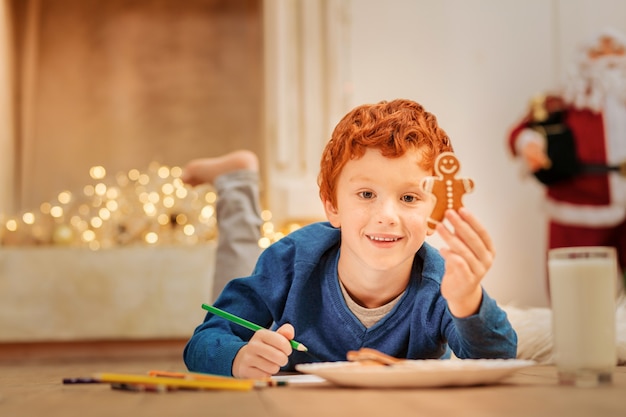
[436,208,495,317]
[420,152,493,317]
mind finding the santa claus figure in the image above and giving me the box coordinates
[508,28,626,288]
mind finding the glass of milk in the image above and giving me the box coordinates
[548,246,618,387]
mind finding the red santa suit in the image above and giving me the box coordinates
[508,86,626,273]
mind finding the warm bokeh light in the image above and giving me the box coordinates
[170,166,182,178]
[94,183,107,196]
[99,208,111,220]
[161,183,174,195]
[83,185,95,197]
[50,206,64,218]
[258,236,271,249]
[157,166,170,179]
[175,187,188,199]
[0,161,306,250]
[6,219,18,231]
[157,213,170,225]
[82,229,96,242]
[163,196,175,208]
[261,210,272,221]
[22,212,35,225]
[58,191,72,205]
[106,187,119,200]
[40,202,52,214]
[200,205,214,219]
[138,174,150,185]
[89,166,106,180]
[205,192,217,204]
[143,202,157,216]
[106,200,118,212]
[90,217,103,228]
[145,232,158,244]
[127,170,139,182]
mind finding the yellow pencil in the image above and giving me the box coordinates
[148,370,287,387]
[93,372,254,391]
[148,369,241,382]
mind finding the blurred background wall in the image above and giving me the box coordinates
[265,0,626,308]
[2,0,626,313]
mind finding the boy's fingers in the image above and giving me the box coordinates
[248,331,290,367]
[255,328,293,355]
[446,209,495,259]
[438,209,494,276]
[456,208,495,252]
[276,323,295,341]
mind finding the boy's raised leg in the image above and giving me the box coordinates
[182,150,263,301]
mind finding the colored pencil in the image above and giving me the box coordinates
[201,303,308,352]
[93,372,254,391]
[64,371,286,390]
[63,377,101,384]
[148,370,287,387]
[111,383,171,393]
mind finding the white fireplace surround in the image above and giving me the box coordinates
[0,244,216,341]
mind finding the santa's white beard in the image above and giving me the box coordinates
[562,55,626,112]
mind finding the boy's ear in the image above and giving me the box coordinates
[323,199,341,228]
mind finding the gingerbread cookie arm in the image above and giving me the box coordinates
[421,175,444,227]
[420,176,435,194]
[462,178,475,193]
[419,176,441,229]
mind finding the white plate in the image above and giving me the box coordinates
[295,359,535,388]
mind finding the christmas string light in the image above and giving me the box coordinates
[0,162,293,250]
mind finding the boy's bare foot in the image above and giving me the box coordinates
[181,150,259,186]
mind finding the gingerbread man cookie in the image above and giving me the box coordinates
[420,152,474,229]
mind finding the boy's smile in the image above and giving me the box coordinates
[324,147,435,305]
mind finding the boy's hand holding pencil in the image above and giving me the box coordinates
[231,323,296,379]
[201,304,308,379]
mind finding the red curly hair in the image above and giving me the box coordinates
[318,99,453,208]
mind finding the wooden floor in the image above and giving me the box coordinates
[0,340,207,417]
[3,342,626,417]
[0,339,188,362]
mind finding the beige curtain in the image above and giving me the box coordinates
[0,0,15,215]
[15,0,263,212]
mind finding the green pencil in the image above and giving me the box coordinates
[201,304,308,352]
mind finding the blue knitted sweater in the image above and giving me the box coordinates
[183,222,517,376]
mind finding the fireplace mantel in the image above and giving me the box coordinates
[0,244,215,341]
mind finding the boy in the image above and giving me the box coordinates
[184,99,517,379]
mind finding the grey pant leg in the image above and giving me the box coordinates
[212,170,263,301]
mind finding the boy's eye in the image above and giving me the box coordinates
[401,195,418,203]
[358,191,374,199]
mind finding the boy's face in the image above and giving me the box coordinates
[323,147,435,274]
